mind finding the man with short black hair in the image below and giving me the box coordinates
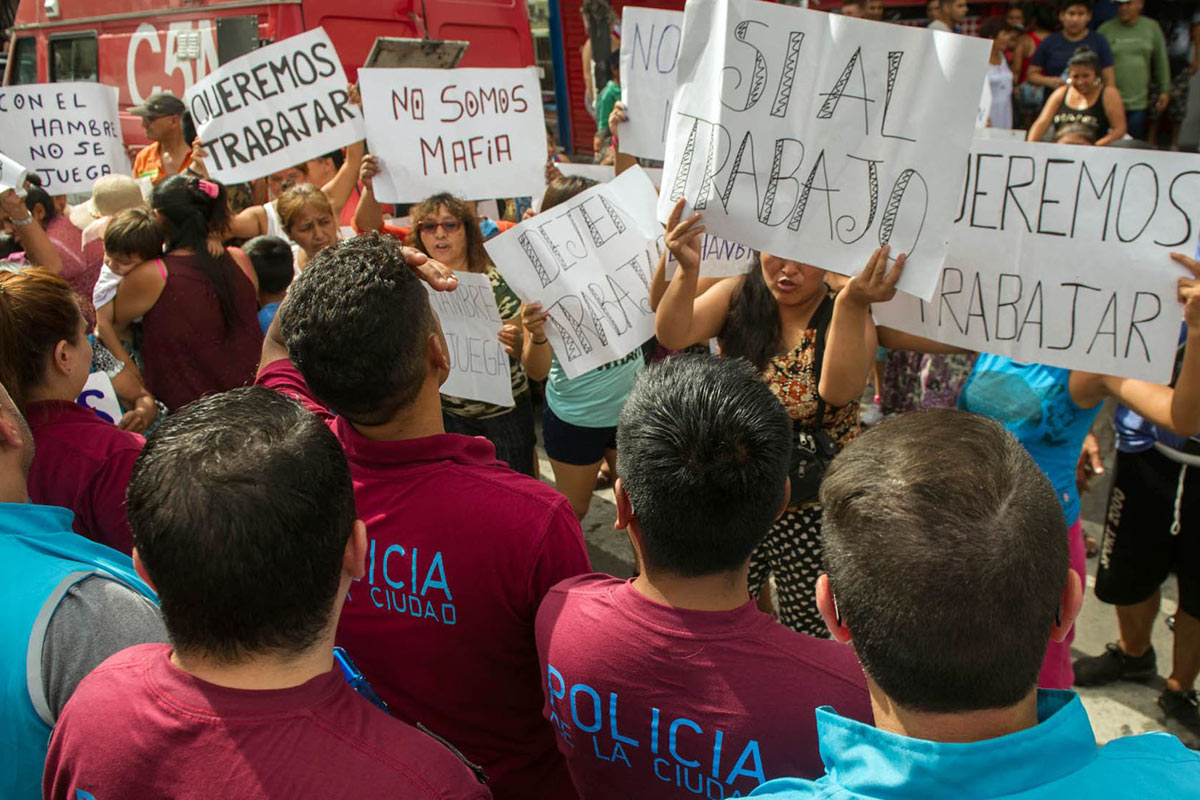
[536,356,871,799]
[1028,0,1118,88]
[44,387,490,799]
[928,0,967,31]
[750,409,1200,800]
[256,233,590,800]
[130,92,192,184]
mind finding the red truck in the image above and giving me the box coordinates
[4,0,536,148]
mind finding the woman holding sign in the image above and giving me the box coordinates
[877,253,1200,689]
[406,193,537,476]
[0,268,144,554]
[654,199,904,637]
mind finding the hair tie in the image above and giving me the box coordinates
[197,179,219,199]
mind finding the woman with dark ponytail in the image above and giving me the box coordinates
[114,175,262,411]
[655,198,904,637]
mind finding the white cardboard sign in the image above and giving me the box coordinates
[186,28,364,184]
[427,271,514,407]
[75,372,123,425]
[619,6,684,161]
[0,83,131,194]
[0,153,28,194]
[359,67,546,202]
[485,167,660,379]
[656,0,991,301]
[872,138,1200,383]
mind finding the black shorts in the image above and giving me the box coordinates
[541,404,617,466]
[1094,447,1200,616]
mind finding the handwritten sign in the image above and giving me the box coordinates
[426,270,515,407]
[0,153,28,194]
[76,372,123,425]
[359,67,545,202]
[662,234,758,279]
[186,29,364,184]
[620,6,684,160]
[873,138,1200,383]
[656,0,990,301]
[486,167,660,379]
[0,83,131,194]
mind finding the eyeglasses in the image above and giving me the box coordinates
[419,219,462,235]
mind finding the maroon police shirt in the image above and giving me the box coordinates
[257,359,592,800]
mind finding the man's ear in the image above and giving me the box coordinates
[816,574,852,644]
[613,478,632,531]
[344,520,368,581]
[132,548,158,593]
[1049,568,1084,643]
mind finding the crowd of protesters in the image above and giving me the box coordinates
[3,0,1200,798]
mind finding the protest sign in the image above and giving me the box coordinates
[873,138,1200,383]
[186,28,364,184]
[359,67,545,202]
[0,83,131,194]
[662,233,758,278]
[556,163,664,187]
[76,372,123,425]
[486,167,660,378]
[426,271,515,407]
[0,153,28,194]
[656,0,991,300]
[620,6,684,160]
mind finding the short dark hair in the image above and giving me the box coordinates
[128,386,356,662]
[103,207,163,261]
[617,355,791,576]
[244,235,294,295]
[279,232,435,425]
[1060,0,1092,12]
[820,409,1068,712]
[24,187,54,221]
[541,175,597,212]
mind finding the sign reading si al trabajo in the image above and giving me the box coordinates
[0,83,131,194]
[874,138,1200,383]
[359,67,546,202]
[486,167,661,379]
[657,0,990,301]
[185,28,364,184]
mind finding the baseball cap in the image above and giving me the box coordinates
[129,92,186,119]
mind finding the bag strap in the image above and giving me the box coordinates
[810,291,836,429]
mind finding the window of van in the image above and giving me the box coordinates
[49,33,98,83]
[10,36,37,84]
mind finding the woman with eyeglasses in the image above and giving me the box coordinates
[406,192,538,476]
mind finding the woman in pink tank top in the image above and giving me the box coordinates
[114,176,262,411]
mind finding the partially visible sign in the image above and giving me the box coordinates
[76,372,123,425]
[0,83,131,194]
[619,6,684,160]
[0,153,28,194]
[426,271,515,407]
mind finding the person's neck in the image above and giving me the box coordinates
[0,472,28,504]
[869,678,1041,743]
[24,380,74,406]
[350,380,446,442]
[159,132,189,158]
[446,257,469,272]
[632,564,750,612]
[1063,27,1087,41]
[171,636,335,691]
[1120,15,1139,25]
[777,286,827,330]
[990,42,1005,62]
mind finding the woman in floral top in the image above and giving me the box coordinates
[655,198,904,636]
[407,193,536,475]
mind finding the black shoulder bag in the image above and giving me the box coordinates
[788,293,840,505]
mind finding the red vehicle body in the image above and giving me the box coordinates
[4,0,535,148]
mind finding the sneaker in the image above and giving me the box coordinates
[1073,643,1157,686]
[1159,688,1200,739]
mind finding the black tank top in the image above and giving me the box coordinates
[1052,88,1110,141]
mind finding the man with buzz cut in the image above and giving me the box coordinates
[536,355,871,800]
[750,409,1200,800]
[44,387,490,799]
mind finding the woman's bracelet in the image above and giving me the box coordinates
[531,336,548,345]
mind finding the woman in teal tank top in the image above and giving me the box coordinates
[881,252,1200,688]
